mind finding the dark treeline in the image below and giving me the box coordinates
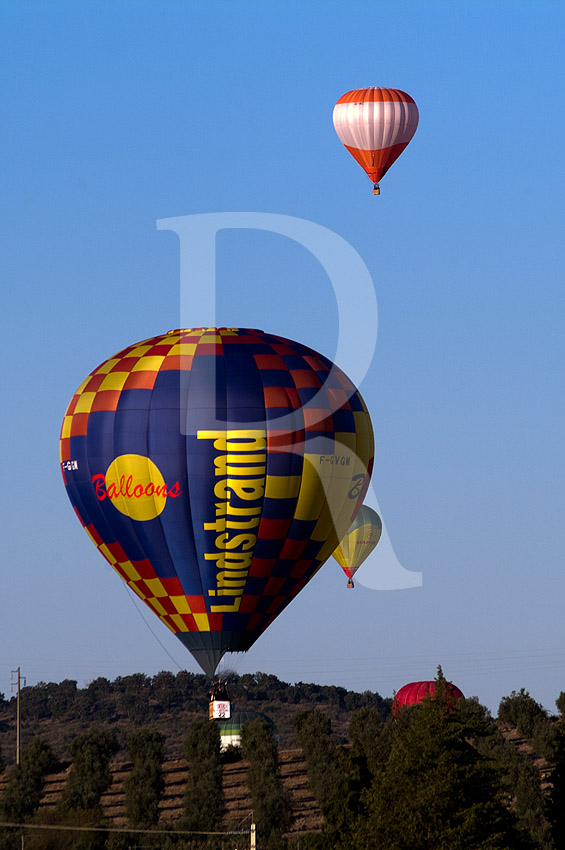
[0,670,564,849]
[0,671,388,722]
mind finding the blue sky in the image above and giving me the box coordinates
[1,0,564,714]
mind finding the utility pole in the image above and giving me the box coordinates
[10,668,26,850]
[10,667,25,765]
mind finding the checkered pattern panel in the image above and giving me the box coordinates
[61,328,374,668]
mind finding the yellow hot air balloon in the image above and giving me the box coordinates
[332,505,382,588]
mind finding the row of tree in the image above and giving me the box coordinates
[0,714,291,850]
[0,728,161,842]
[0,671,389,728]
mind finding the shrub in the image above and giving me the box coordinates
[182,719,225,830]
[124,728,165,828]
[293,710,339,806]
[58,729,119,812]
[0,738,58,822]
[241,717,293,849]
[498,689,548,738]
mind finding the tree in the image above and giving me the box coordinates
[87,677,113,700]
[26,807,109,850]
[546,715,565,850]
[356,677,528,850]
[105,831,141,850]
[124,728,165,828]
[73,678,114,723]
[19,683,53,721]
[50,680,77,719]
[58,728,119,813]
[0,738,58,822]
[241,717,293,849]
[293,710,339,807]
[294,708,390,850]
[348,706,386,770]
[116,674,153,724]
[312,706,391,850]
[460,696,553,849]
[175,671,206,710]
[315,746,368,850]
[152,671,179,712]
[498,688,548,739]
[182,719,225,831]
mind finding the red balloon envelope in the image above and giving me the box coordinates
[393,680,464,717]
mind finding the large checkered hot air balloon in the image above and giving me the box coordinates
[60,328,374,677]
[332,504,382,588]
[333,87,419,194]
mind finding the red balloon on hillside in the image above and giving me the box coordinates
[393,680,464,716]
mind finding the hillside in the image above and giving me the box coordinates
[1,675,561,849]
[0,671,392,765]
[0,722,553,841]
[497,721,553,788]
[0,749,323,838]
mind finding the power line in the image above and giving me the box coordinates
[0,821,250,837]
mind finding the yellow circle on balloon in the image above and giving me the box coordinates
[104,454,168,521]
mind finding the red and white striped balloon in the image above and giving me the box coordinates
[333,87,419,194]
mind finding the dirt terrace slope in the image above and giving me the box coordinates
[0,723,552,838]
[0,749,323,838]
[498,722,553,790]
